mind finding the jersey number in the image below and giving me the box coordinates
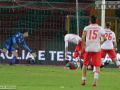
[89,30,98,40]
[105,33,112,40]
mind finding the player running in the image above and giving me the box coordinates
[0,30,36,65]
[101,22,120,68]
[81,15,107,86]
[63,31,85,67]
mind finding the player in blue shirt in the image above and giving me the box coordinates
[0,30,32,65]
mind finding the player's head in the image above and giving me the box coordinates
[64,60,69,64]
[105,22,111,28]
[89,15,97,24]
[62,31,67,37]
[22,30,28,37]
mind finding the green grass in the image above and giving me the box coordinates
[0,65,120,90]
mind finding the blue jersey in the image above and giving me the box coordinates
[5,32,31,52]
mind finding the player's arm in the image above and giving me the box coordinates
[21,39,32,52]
[23,44,32,52]
[64,67,70,69]
[22,38,37,58]
[12,33,20,44]
[100,28,107,44]
[12,36,16,44]
[100,35,107,45]
[113,41,117,51]
[12,35,19,49]
[64,63,70,69]
[64,35,69,60]
[22,42,37,58]
[81,31,86,52]
[65,41,68,60]
[113,33,117,51]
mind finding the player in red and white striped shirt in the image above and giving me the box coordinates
[63,31,85,67]
[81,15,107,86]
[101,22,120,68]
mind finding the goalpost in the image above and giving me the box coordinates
[0,0,119,65]
[67,0,106,35]
[101,0,118,40]
[76,0,79,35]
[66,0,118,40]
[101,0,105,29]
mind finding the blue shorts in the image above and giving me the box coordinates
[3,41,15,53]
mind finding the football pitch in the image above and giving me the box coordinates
[0,65,120,90]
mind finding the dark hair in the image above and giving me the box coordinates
[21,30,28,34]
[62,31,67,36]
[89,15,97,24]
[106,22,111,28]
[64,60,69,64]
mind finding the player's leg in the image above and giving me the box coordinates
[76,57,80,67]
[93,67,100,86]
[0,48,7,54]
[79,48,85,69]
[92,52,101,86]
[0,41,10,54]
[74,51,80,67]
[108,49,120,68]
[75,41,84,68]
[10,46,18,65]
[92,66,96,73]
[81,64,87,85]
[10,51,18,65]
[81,51,91,85]
[101,49,107,66]
[112,58,120,68]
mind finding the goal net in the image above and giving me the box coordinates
[0,0,102,65]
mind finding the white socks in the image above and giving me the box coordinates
[82,77,86,81]
[76,57,80,67]
[94,72,99,83]
[93,66,96,73]
[116,61,120,68]
[101,58,104,65]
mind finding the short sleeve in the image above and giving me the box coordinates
[64,35,69,42]
[64,35,69,49]
[83,26,88,32]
